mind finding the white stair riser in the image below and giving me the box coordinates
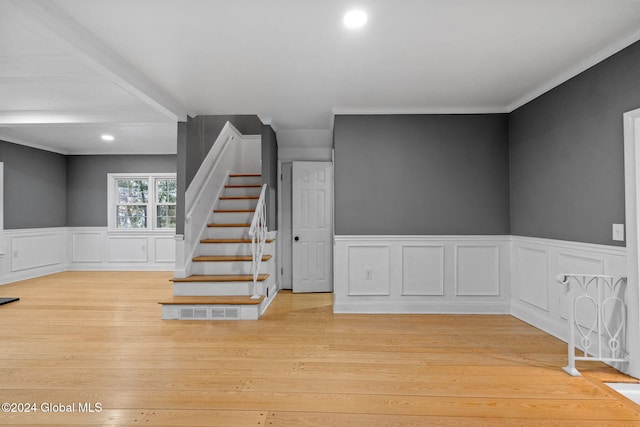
[212,212,254,223]
[228,177,262,186]
[191,261,269,275]
[173,281,254,296]
[198,242,274,256]
[223,187,261,197]
[217,199,258,210]
[206,227,250,239]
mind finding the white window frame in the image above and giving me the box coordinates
[107,173,177,233]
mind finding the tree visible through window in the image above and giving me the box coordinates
[108,173,176,231]
[116,179,149,229]
[156,178,177,229]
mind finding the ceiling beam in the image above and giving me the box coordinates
[5,0,190,122]
[0,109,173,125]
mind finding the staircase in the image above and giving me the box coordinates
[160,173,277,320]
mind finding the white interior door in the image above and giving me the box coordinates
[292,162,333,293]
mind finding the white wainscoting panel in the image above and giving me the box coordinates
[510,235,627,343]
[347,245,390,296]
[334,236,511,314]
[455,245,500,296]
[0,228,66,284]
[68,228,175,271]
[11,232,62,272]
[402,245,444,296]
[515,245,549,312]
[108,237,148,263]
[154,236,176,263]
[72,232,102,263]
[0,227,177,285]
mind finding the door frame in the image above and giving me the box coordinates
[623,108,640,378]
[277,161,293,290]
[291,161,333,293]
[0,162,4,231]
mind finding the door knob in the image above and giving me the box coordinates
[294,236,299,241]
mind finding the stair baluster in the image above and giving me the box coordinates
[249,184,268,299]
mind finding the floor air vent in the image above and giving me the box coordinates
[211,308,226,319]
[180,308,195,319]
[225,308,240,318]
[178,306,241,320]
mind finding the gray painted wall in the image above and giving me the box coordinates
[178,115,263,235]
[0,141,67,229]
[185,115,262,188]
[261,124,278,230]
[509,40,640,247]
[66,155,176,227]
[334,114,510,235]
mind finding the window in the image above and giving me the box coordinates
[108,173,176,232]
[155,178,177,229]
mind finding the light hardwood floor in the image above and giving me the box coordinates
[0,271,638,426]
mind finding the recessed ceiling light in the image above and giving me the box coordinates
[101,134,115,142]
[343,10,367,29]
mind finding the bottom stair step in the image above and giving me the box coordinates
[159,296,264,305]
[171,274,269,282]
[193,255,272,262]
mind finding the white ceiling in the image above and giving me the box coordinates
[2,0,640,154]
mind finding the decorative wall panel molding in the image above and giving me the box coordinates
[0,228,66,284]
[510,235,626,343]
[0,227,176,285]
[515,245,549,311]
[69,228,175,270]
[455,245,500,296]
[10,231,63,272]
[154,236,176,263]
[72,231,102,263]
[401,245,444,296]
[347,245,391,296]
[334,236,511,314]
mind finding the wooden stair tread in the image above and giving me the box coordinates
[229,173,261,177]
[214,209,254,213]
[200,238,275,244]
[220,196,259,200]
[207,223,250,228]
[159,295,264,305]
[225,184,261,188]
[193,255,272,262]
[171,274,269,282]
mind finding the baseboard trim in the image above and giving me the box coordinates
[510,299,567,342]
[334,300,511,314]
[66,264,173,272]
[0,264,66,286]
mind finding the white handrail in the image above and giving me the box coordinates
[176,121,243,279]
[556,274,628,376]
[185,122,240,221]
[248,184,268,299]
